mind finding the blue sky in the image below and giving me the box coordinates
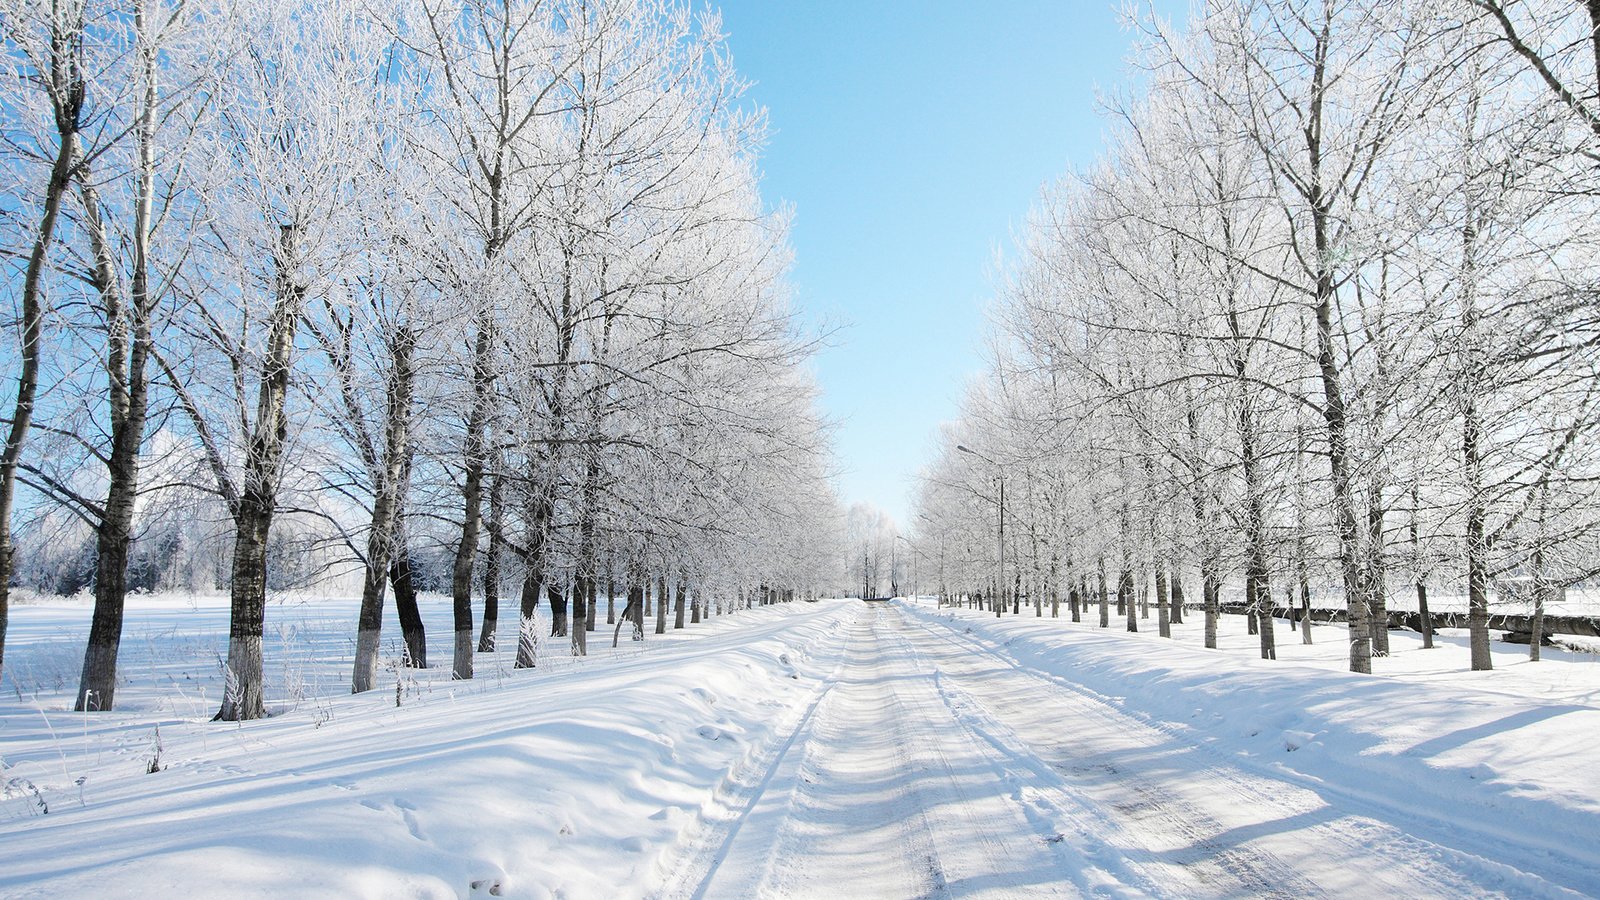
[714,1,1180,528]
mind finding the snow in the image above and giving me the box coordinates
[0,595,861,898]
[2,594,1598,897]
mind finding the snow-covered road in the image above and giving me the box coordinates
[663,602,1595,899]
[4,596,1596,898]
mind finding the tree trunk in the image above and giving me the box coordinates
[479,467,503,653]
[1121,567,1136,633]
[351,330,416,693]
[1367,498,1390,657]
[73,122,158,712]
[1097,559,1109,628]
[516,572,540,668]
[1417,581,1433,649]
[655,574,668,635]
[613,577,644,648]
[1464,402,1492,670]
[218,502,270,721]
[571,578,588,657]
[77,500,132,711]
[1251,566,1275,660]
[548,580,568,637]
[215,224,305,722]
[450,309,493,672]
[674,579,686,629]
[1530,486,1549,663]
[1156,564,1170,639]
[1203,564,1220,650]
[391,549,426,668]
[632,571,646,637]
[1,69,80,686]
[351,543,387,696]
[1169,566,1184,625]
[1300,581,1313,645]
[607,569,616,625]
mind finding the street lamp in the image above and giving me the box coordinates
[957,444,1005,619]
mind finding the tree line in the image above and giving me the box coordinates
[912,0,1600,672]
[0,0,847,720]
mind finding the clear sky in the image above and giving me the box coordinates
[713,1,1180,529]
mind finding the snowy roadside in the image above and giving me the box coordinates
[0,598,859,899]
[899,600,1600,887]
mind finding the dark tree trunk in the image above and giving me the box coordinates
[1097,559,1109,628]
[1169,566,1184,625]
[655,574,668,634]
[1464,401,1492,670]
[613,577,644,648]
[1296,584,1311,645]
[548,580,568,637]
[219,499,271,721]
[674,579,686,629]
[1156,564,1170,639]
[451,309,493,674]
[78,503,131,711]
[391,550,426,668]
[1121,567,1136,633]
[1417,581,1433,649]
[571,578,588,657]
[516,572,540,668]
[479,468,503,653]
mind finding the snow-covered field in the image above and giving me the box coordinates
[1,593,1597,897]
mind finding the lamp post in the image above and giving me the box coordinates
[957,444,1004,618]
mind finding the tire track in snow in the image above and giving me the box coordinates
[661,603,1095,898]
[901,604,1583,899]
[651,604,859,899]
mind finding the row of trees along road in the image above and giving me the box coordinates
[0,0,848,720]
[911,0,1600,673]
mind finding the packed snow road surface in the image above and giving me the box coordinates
[663,602,1597,899]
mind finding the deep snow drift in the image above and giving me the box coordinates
[1,593,1597,898]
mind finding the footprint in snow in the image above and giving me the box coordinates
[696,725,723,741]
[358,797,428,842]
